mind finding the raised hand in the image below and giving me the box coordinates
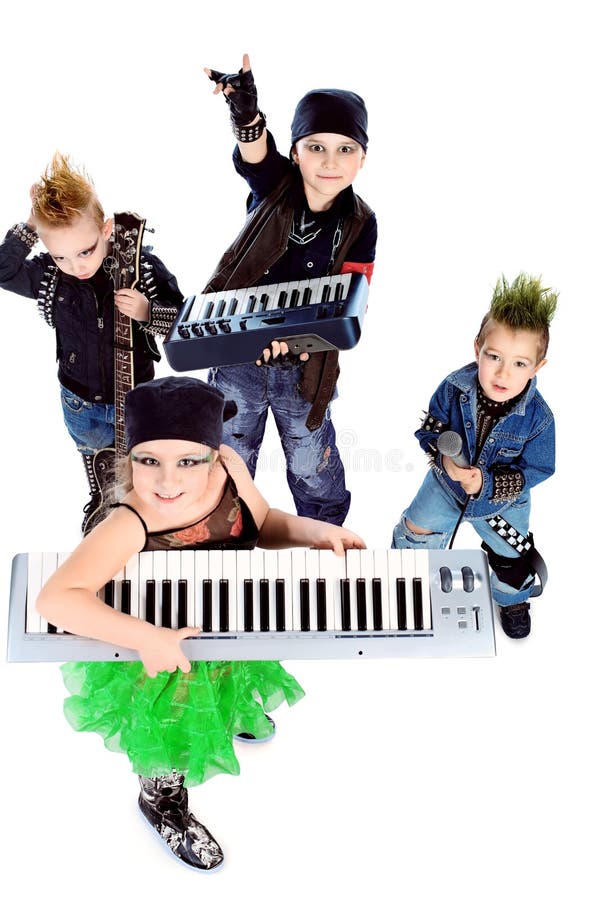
[204,53,259,126]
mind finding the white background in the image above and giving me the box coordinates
[1,1,598,897]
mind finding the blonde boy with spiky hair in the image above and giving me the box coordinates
[392,273,557,638]
[0,153,183,530]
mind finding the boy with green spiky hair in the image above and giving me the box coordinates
[392,273,558,639]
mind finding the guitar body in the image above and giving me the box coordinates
[82,212,146,536]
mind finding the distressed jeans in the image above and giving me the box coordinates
[60,386,115,456]
[391,469,534,607]
[209,363,350,525]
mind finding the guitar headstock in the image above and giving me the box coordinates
[107,211,146,291]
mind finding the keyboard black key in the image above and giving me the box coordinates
[396,577,407,630]
[219,580,229,632]
[177,580,187,628]
[244,579,253,632]
[202,579,212,632]
[357,578,367,631]
[104,580,115,609]
[259,579,270,632]
[372,578,383,631]
[340,578,351,631]
[300,578,310,631]
[275,579,286,632]
[413,578,423,630]
[121,579,131,616]
[316,578,327,632]
[146,580,156,624]
[161,580,172,629]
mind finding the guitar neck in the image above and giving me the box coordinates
[110,213,146,458]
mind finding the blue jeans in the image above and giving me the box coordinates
[209,363,350,525]
[60,386,115,456]
[391,469,533,607]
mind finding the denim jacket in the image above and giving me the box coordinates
[417,362,555,520]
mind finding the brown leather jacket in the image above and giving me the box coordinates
[203,173,374,429]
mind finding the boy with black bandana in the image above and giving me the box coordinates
[391,273,557,639]
[203,54,377,526]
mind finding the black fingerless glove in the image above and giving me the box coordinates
[260,352,304,369]
[207,66,259,126]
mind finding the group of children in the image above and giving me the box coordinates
[0,54,557,872]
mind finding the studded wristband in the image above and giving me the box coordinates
[232,111,266,143]
[11,222,38,249]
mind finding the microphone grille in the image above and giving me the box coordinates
[436,430,463,458]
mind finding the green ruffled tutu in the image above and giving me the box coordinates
[61,660,304,787]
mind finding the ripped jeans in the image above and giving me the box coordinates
[391,470,533,607]
[209,363,350,525]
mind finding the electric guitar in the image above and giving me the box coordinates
[84,212,146,535]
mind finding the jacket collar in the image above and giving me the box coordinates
[450,361,537,416]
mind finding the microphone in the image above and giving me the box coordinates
[436,431,471,468]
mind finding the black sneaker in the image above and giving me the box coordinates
[235,715,276,743]
[138,773,224,871]
[499,602,531,639]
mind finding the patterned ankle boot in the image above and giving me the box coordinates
[138,771,224,871]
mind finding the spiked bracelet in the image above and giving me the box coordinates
[11,222,38,249]
[232,111,266,143]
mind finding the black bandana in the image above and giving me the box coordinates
[125,376,237,453]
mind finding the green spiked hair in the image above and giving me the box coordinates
[476,273,558,362]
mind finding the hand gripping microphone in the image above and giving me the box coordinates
[436,430,471,468]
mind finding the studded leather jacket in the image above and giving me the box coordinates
[0,224,183,402]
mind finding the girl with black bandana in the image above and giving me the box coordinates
[36,375,365,872]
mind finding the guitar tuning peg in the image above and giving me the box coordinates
[145,226,155,233]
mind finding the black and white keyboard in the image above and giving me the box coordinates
[7,548,495,661]
[163,273,369,370]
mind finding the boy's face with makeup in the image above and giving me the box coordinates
[36,211,112,280]
[475,322,547,402]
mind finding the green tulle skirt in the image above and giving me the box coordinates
[61,660,304,787]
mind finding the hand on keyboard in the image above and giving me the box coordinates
[309,522,366,557]
[256,340,309,367]
[138,625,200,678]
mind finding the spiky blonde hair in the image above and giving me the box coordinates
[31,152,105,229]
